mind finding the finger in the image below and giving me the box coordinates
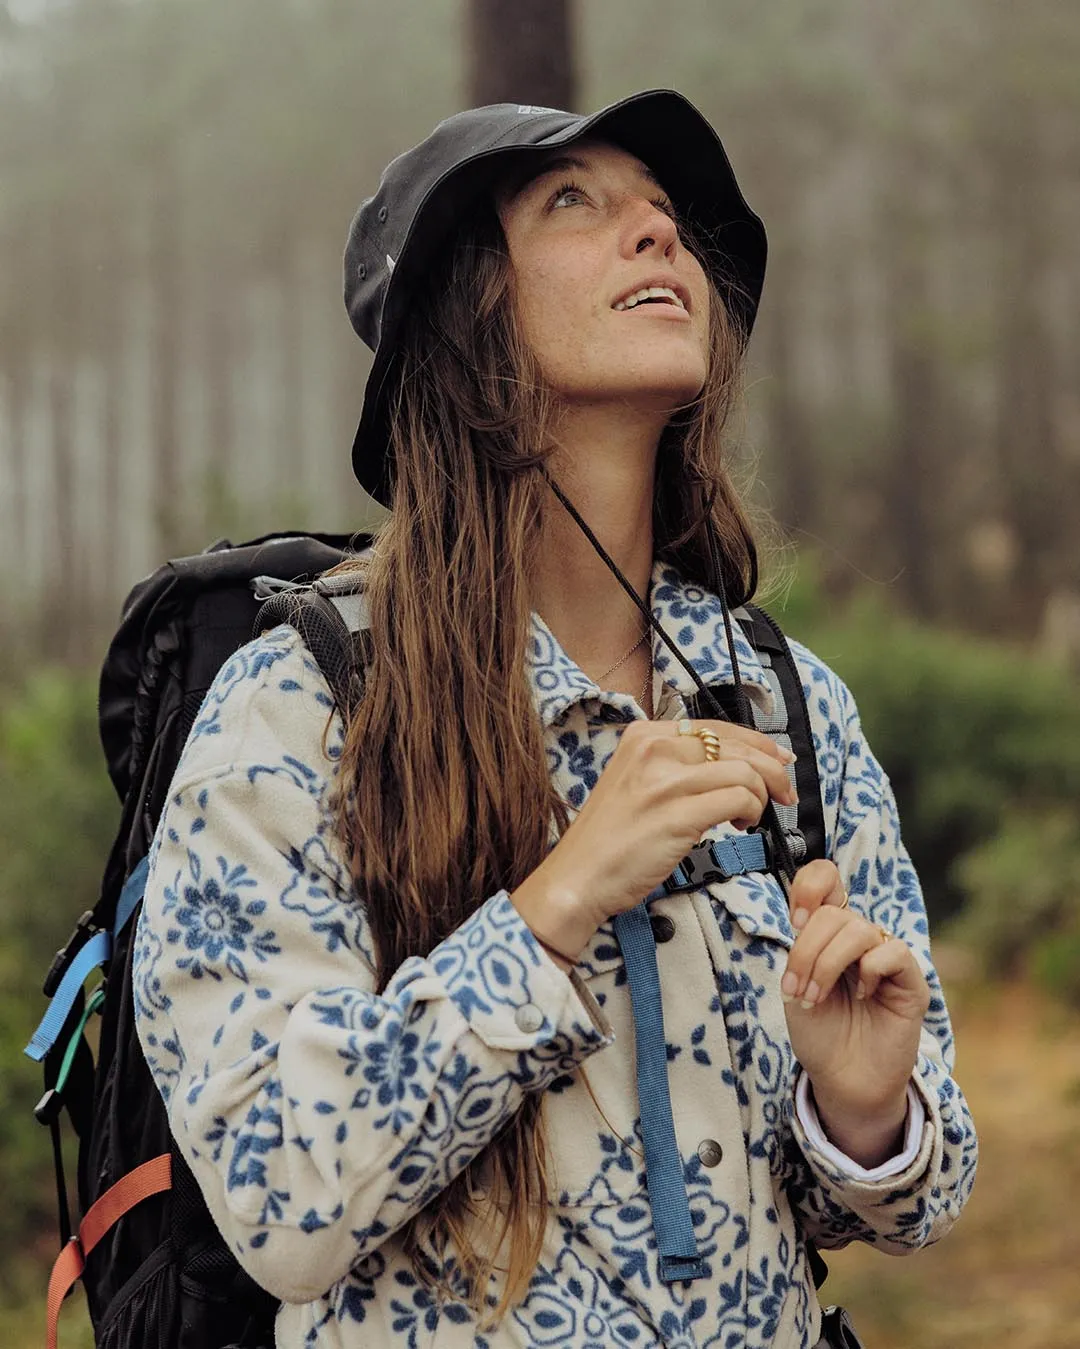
[678,719,796,764]
[856,938,931,1016]
[714,743,798,807]
[682,756,772,817]
[782,907,878,1005]
[788,860,845,931]
[688,781,768,834]
[671,730,797,807]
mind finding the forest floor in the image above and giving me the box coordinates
[827,964,1080,1349]
[6,965,1080,1349]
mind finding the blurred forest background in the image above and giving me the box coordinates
[2,1,1080,1345]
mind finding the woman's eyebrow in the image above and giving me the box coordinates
[503,153,665,202]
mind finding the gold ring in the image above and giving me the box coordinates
[877,925,892,945]
[677,719,722,763]
[695,729,722,762]
[836,890,850,910]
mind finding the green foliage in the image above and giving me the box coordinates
[0,669,117,1296]
[948,811,1080,1007]
[0,669,118,955]
[777,560,1080,1000]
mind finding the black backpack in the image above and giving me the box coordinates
[25,532,825,1348]
[25,533,365,1349]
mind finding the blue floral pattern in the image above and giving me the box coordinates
[133,562,977,1347]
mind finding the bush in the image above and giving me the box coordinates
[0,669,118,1295]
[949,811,1080,1002]
[776,565,1080,993]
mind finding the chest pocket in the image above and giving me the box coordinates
[706,870,797,953]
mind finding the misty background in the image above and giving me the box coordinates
[1,2,1079,1346]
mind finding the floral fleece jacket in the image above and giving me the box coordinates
[134,562,977,1349]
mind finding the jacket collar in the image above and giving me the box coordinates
[527,560,776,729]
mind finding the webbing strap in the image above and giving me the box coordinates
[46,1154,172,1349]
[54,987,106,1098]
[612,903,705,1284]
[25,858,149,1066]
[661,832,768,894]
[24,931,111,1063]
[607,834,768,1282]
[114,854,150,939]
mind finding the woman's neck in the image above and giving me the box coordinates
[532,404,660,681]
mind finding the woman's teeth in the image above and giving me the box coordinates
[613,286,685,311]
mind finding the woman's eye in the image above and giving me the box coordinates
[551,181,589,209]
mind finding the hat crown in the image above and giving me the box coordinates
[343,103,582,351]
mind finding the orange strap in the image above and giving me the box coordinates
[46,1154,172,1349]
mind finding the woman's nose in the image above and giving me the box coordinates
[623,197,679,261]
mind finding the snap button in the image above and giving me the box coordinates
[357,262,367,280]
[697,1138,723,1168]
[378,205,388,223]
[650,914,675,943]
[514,1003,544,1034]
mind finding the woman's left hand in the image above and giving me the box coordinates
[781,860,931,1166]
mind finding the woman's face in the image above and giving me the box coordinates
[497,140,711,414]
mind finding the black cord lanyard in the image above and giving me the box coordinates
[541,470,799,891]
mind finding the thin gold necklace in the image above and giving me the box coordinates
[640,653,653,719]
[596,626,649,683]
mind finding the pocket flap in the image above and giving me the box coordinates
[705,870,795,948]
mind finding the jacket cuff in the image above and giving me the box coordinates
[794,1073,925,1181]
[429,890,613,1056]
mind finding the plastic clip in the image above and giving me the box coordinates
[34,1088,65,1128]
[43,912,97,997]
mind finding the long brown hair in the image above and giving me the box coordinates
[330,195,756,1317]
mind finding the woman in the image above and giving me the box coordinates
[133,91,977,1347]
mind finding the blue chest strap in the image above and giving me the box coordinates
[613,829,769,1284]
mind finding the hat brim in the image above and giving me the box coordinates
[351,89,766,504]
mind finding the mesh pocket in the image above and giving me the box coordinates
[95,1240,179,1348]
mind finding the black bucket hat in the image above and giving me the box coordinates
[344,89,766,504]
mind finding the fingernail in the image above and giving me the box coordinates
[855,980,866,1000]
[801,980,821,1009]
[792,907,809,930]
[779,747,797,764]
[781,971,799,999]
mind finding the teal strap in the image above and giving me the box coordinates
[54,985,106,1096]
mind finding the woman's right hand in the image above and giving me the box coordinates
[510,719,797,961]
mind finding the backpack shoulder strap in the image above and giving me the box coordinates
[254,573,369,719]
[736,603,827,866]
[727,604,832,1297]
[686,604,827,867]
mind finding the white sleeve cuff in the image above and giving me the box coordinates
[795,1074,925,1181]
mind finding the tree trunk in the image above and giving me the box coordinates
[46,201,79,659]
[97,204,126,624]
[466,0,577,110]
[990,110,1057,625]
[149,162,183,557]
[759,255,814,534]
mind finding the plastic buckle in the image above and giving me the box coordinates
[34,1088,64,1128]
[252,574,303,600]
[42,912,97,998]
